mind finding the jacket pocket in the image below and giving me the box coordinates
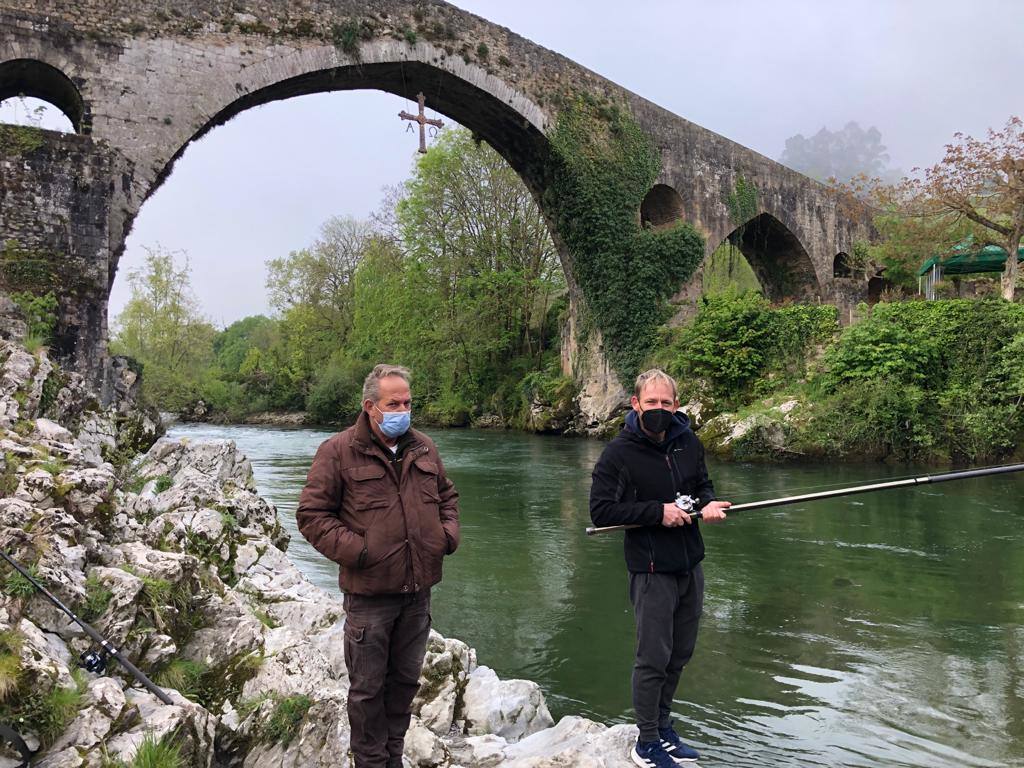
[412,457,441,502]
[333,528,367,570]
[347,463,389,509]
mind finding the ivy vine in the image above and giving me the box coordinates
[0,125,44,158]
[727,175,759,226]
[541,94,705,381]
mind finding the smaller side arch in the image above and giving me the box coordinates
[833,251,852,278]
[0,58,87,132]
[640,184,684,229]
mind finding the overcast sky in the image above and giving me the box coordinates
[3,0,1022,327]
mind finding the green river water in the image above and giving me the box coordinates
[168,423,1024,767]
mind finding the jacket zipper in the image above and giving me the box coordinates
[666,450,692,573]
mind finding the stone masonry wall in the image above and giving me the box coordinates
[0,126,135,390]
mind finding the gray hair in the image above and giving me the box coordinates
[633,368,678,400]
[363,364,411,402]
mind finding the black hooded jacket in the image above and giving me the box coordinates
[589,410,715,574]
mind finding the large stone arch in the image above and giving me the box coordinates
[98,40,566,294]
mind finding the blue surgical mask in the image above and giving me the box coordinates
[375,406,411,438]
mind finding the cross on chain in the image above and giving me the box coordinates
[399,92,444,153]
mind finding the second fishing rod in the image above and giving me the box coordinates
[0,550,173,704]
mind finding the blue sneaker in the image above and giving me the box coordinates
[658,725,700,763]
[631,738,678,768]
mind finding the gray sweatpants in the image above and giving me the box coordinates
[629,565,704,742]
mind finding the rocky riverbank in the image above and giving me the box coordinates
[0,340,638,767]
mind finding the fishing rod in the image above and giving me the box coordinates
[0,551,173,705]
[585,462,1024,536]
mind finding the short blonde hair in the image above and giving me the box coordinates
[633,368,678,400]
[363,364,411,402]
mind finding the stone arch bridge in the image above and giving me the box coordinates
[0,0,871,416]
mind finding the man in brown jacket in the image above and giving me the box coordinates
[296,364,459,768]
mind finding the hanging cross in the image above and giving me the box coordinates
[399,92,444,153]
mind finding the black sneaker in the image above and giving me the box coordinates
[631,738,678,768]
[658,725,700,763]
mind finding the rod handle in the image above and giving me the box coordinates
[586,510,703,536]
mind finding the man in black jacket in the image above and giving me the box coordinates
[590,369,730,768]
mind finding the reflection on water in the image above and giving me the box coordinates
[168,423,1024,767]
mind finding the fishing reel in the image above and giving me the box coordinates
[79,647,109,674]
[674,494,698,513]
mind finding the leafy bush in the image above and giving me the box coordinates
[808,299,1024,462]
[154,659,207,701]
[0,662,87,748]
[0,452,20,497]
[0,630,23,700]
[10,290,58,343]
[130,732,183,768]
[805,378,936,460]
[820,318,936,387]
[663,291,837,406]
[421,388,473,428]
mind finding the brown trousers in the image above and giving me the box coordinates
[343,589,432,768]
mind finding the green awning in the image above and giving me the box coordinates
[917,255,941,276]
[918,241,1024,277]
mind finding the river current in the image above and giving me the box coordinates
[168,423,1024,767]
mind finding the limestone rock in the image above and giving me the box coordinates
[462,666,554,742]
[16,467,58,507]
[109,541,194,583]
[84,566,143,646]
[34,418,74,443]
[500,717,637,767]
[404,716,449,767]
[75,412,118,466]
[100,688,217,768]
[141,438,256,491]
[0,296,27,345]
[182,591,266,673]
[242,694,352,768]
[242,626,345,701]
[44,677,130,756]
[33,748,84,768]
[450,733,508,767]
[414,631,475,735]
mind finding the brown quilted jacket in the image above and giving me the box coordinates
[296,411,460,596]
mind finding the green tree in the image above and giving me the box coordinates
[396,127,564,365]
[344,128,567,423]
[212,315,278,375]
[266,216,374,351]
[111,247,216,409]
[836,116,1023,299]
[910,116,1024,300]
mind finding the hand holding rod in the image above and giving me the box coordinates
[0,551,174,705]
[585,462,1024,536]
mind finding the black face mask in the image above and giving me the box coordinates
[639,406,674,434]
